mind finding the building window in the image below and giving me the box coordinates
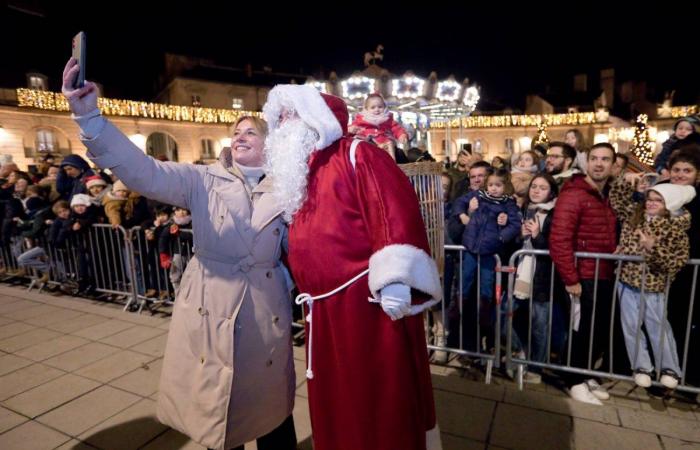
[504,138,514,154]
[474,139,482,153]
[35,129,56,153]
[191,95,201,107]
[28,75,47,91]
[146,132,179,162]
[201,139,215,159]
[231,98,243,109]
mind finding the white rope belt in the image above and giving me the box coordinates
[295,269,441,379]
[295,269,369,379]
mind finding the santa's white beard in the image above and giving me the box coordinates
[264,118,319,222]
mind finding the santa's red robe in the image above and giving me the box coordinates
[288,135,440,450]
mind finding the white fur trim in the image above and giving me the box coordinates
[368,244,442,302]
[426,424,442,450]
[349,139,361,169]
[263,85,343,150]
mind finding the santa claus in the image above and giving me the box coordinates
[263,85,442,450]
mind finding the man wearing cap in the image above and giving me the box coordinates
[263,85,442,450]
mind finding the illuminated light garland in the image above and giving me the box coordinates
[463,86,480,111]
[341,77,376,101]
[657,105,698,119]
[16,89,260,124]
[430,112,598,129]
[435,80,462,103]
[391,76,425,99]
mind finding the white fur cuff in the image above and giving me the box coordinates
[368,244,442,302]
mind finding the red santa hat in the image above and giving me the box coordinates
[263,85,347,149]
[85,175,107,189]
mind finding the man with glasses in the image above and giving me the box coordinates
[545,142,579,187]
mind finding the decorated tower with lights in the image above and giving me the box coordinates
[630,114,654,167]
[534,121,549,146]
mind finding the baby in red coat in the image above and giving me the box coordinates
[348,93,408,160]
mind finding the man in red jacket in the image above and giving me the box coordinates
[550,143,618,405]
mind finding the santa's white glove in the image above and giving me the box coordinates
[379,283,411,321]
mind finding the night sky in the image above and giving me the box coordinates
[2,1,698,111]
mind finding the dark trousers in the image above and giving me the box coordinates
[564,279,614,387]
[228,415,296,450]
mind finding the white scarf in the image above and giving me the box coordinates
[359,110,391,126]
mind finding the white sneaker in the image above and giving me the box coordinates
[569,383,603,405]
[432,336,448,364]
[586,379,610,400]
[660,370,680,389]
[633,372,652,388]
[524,371,542,384]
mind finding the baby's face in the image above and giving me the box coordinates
[676,121,694,140]
[366,98,385,116]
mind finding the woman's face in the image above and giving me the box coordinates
[675,121,694,140]
[89,185,105,196]
[528,177,551,204]
[565,131,577,148]
[231,119,265,167]
[670,161,698,186]
[7,172,18,185]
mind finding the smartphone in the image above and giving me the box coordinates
[71,31,86,89]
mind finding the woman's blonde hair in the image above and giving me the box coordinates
[232,115,268,136]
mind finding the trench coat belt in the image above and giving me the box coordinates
[195,248,277,273]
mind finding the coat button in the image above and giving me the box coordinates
[273,228,280,236]
[200,356,205,364]
[266,271,272,278]
[273,316,279,324]
[266,359,273,367]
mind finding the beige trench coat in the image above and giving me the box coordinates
[82,121,295,450]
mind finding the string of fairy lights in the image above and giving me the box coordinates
[16,89,260,124]
[15,88,698,132]
[430,112,599,129]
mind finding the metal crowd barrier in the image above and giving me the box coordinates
[423,244,503,384]
[502,248,700,394]
[127,226,194,312]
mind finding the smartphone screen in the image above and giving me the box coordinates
[71,31,86,89]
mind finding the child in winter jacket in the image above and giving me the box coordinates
[348,93,408,160]
[452,170,521,344]
[610,176,695,389]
